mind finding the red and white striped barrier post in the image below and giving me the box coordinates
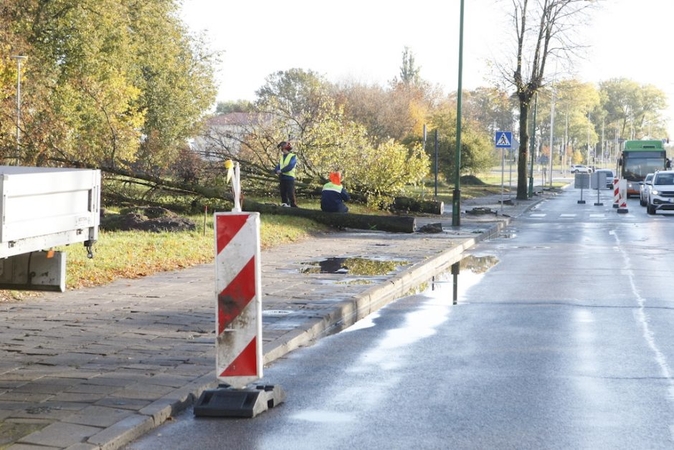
[617,178,628,214]
[194,163,285,418]
[613,177,620,208]
[214,212,263,387]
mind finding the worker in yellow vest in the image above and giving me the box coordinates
[273,141,298,207]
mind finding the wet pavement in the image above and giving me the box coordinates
[0,190,549,449]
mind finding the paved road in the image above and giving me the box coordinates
[0,190,548,449]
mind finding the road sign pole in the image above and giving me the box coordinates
[501,145,505,215]
[495,131,514,214]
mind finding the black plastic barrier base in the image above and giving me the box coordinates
[194,384,286,418]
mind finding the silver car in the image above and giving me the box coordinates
[640,173,654,206]
[594,169,614,189]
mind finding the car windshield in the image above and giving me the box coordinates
[655,174,674,185]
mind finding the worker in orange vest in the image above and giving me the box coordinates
[321,171,350,213]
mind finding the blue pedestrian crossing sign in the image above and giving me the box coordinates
[495,131,512,149]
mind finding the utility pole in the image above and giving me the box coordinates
[549,87,556,188]
[11,55,27,164]
[452,0,465,226]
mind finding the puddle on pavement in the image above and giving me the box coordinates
[426,254,499,304]
[458,254,499,273]
[340,254,500,341]
[299,257,409,276]
[499,228,517,239]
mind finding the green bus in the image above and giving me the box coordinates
[619,140,668,197]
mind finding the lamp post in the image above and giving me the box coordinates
[11,55,27,162]
[587,114,591,165]
[549,87,556,187]
[452,0,465,226]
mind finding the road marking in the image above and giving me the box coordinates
[529,213,546,218]
[610,230,674,421]
[560,214,576,218]
[589,214,605,218]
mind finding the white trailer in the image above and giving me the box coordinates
[0,166,100,292]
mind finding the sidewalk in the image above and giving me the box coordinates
[0,190,549,449]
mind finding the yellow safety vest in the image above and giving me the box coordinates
[279,152,296,178]
[322,182,342,193]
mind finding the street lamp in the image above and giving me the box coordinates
[11,55,27,163]
[549,86,556,188]
[452,0,465,226]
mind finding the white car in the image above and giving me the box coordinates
[646,171,674,215]
[639,173,654,206]
[570,164,591,174]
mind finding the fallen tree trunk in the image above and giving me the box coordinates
[392,197,444,214]
[242,201,416,233]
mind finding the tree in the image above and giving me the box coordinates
[535,79,600,166]
[201,68,431,208]
[3,0,143,166]
[500,0,596,199]
[462,86,517,135]
[426,100,496,181]
[255,69,430,207]
[216,100,254,114]
[0,0,218,170]
[332,48,442,145]
[399,46,421,87]
[598,78,668,141]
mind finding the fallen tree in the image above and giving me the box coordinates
[97,165,417,233]
[241,202,417,233]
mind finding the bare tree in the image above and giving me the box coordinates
[399,46,421,87]
[502,0,597,199]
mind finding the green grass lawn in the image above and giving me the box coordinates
[59,211,331,291]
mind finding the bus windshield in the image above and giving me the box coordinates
[623,152,667,181]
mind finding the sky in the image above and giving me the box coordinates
[179,0,674,137]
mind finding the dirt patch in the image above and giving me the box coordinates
[460,175,487,186]
[100,207,196,233]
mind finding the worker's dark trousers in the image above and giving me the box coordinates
[279,177,297,207]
